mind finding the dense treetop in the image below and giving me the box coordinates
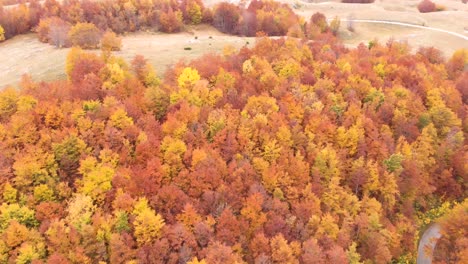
[0,0,467,263]
[0,30,467,262]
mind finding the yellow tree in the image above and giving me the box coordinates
[65,46,84,78]
[313,145,340,183]
[0,203,38,231]
[68,22,100,49]
[132,198,165,246]
[0,88,19,121]
[77,150,118,203]
[160,136,187,178]
[0,25,5,41]
[270,234,300,264]
[65,194,95,231]
[186,0,203,24]
[102,63,126,90]
[109,108,134,129]
[177,67,200,89]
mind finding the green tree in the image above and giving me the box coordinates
[0,203,38,231]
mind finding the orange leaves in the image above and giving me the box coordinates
[159,8,184,33]
[68,22,100,49]
[0,9,466,263]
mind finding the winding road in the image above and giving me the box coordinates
[417,223,442,264]
[338,19,468,41]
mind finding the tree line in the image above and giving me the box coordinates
[0,0,343,49]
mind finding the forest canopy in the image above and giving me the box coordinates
[0,0,467,263]
[0,33,467,263]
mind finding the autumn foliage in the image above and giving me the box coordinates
[101,31,122,52]
[0,0,307,45]
[0,22,467,263]
[417,0,437,13]
[68,22,100,49]
[342,0,375,3]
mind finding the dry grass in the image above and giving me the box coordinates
[0,25,254,88]
[291,0,468,57]
[114,25,255,76]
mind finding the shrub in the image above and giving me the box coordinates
[418,0,436,13]
[159,8,184,33]
[213,2,240,34]
[311,12,328,33]
[341,0,375,3]
[68,22,101,49]
[435,4,446,11]
[36,17,71,48]
[0,26,4,42]
[101,31,122,51]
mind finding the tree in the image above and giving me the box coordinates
[159,8,183,33]
[0,25,5,41]
[204,242,245,264]
[0,203,38,231]
[330,16,340,36]
[101,30,122,51]
[0,87,19,122]
[270,234,299,264]
[68,52,105,84]
[213,2,240,34]
[310,12,328,33]
[418,0,436,13]
[77,155,115,203]
[184,0,203,25]
[47,17,71,48]
[65,194,95,231]
[68,22,100,49]
[177,67,201,89]
[132,198,165,246]
[434,200,468,263]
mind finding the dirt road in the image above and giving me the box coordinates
[339,19,468,41]
[417,223,442,264]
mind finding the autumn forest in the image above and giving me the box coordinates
[0,0,467,263]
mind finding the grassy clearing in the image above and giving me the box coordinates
[0,26,254,88]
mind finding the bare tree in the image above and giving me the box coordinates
[48,17,70,48]
[347,14,355,32]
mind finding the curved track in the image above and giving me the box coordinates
[339,19,468,41]
[417,223,442,264]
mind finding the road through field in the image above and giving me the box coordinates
[339,19,468,41]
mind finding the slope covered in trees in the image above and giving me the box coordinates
[0,29,467,262]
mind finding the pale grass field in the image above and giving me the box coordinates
[0,26,254,88]
[0,0,467,88]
